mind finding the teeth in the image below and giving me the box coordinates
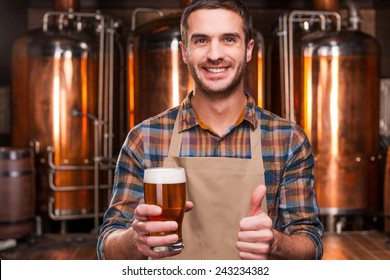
[206,67,227,73]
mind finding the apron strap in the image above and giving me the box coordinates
[169,107,264,166]
[168,112,182,158]
[250,121,263,162]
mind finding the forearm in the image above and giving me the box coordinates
[103,228,147,260]
[268,229,317,260]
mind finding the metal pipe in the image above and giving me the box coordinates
[131,8,165,32]
[48,197,105,221]
[47,152,92,171]
[92,12,105,231]
[282,14,289,120]
[277,13,288,119]
[107,17,116,204]
[47,172,110,192]
[344,0,361,30]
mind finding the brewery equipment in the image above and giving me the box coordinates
[273,10,341,122]
[272,0,381,231]
[11,1,121,233]
[302,21,380,220]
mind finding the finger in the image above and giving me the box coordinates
[238,250,268,260]
[134,223,181,259]
[141,234,179,248]
[237,227,274,242]
[185,201,194,212]
[236,240,270,256]
[134,204,162,221]
[248,185,267,216]
[239,215,273,231]
[133,220,178,235]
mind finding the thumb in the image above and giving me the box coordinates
[248,184,267,216]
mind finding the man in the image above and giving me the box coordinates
[97,0,323,260]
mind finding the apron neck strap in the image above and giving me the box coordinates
[168,108,263,161]
[168,112,183,157]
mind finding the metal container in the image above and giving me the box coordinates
[267,20,317,120]
[302,29,381,215]
[128,13,264,128]
[10,6,119,231]
[11,24,100,217]
[270,10,342,123]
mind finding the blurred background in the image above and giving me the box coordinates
[0,0,390,260]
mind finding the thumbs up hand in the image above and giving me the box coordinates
[236,185,274,260]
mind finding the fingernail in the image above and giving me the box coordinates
[170,222,178,229]
[170,234,179,242]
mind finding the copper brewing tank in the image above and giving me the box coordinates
[302,29,381,215]
[10,7,110,226]
[312,0,339,11]
[128,14,190,127]
[268,9,342,123]
[267,21,316,120]
[128,12,264,128]
[53,0,80,11]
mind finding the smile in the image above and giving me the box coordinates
[205,67,228,73]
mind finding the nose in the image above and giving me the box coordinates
[207,40,224,62]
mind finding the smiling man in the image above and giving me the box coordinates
[97,0,323,260]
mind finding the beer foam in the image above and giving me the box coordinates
[144,167,186,184]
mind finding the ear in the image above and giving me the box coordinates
[179,41,189,65]
[246,39,255,63]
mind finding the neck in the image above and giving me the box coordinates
[191,88,247,136]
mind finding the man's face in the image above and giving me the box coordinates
[180,9,254,98]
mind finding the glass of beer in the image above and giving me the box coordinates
[143,167,186,252]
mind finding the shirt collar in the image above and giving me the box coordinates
[177,91,258,133]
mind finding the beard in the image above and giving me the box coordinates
[187,56,248,100]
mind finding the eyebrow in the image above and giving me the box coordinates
[190,32,242,40]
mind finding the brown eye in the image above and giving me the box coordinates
[224,37,237,44]
[195,38,207,44]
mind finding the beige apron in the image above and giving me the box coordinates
[162,110,267,260]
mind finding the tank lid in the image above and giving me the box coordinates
[312,0,339,10]
[53,0,80,11]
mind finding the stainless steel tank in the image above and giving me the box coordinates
[128,11,264,128]
[302,29,381,216]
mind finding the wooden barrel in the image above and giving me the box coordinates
[0,147,35,239]
[385,147,390,233]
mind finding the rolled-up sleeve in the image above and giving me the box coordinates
[274,124,324,259]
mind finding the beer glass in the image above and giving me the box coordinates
[143,167,186,252]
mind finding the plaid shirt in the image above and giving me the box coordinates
[97,92,324,259]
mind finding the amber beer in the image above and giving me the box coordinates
[143,167,186,252]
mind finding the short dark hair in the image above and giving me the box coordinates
[180,0,253,46]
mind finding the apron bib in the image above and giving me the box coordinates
[162,111,266,259]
